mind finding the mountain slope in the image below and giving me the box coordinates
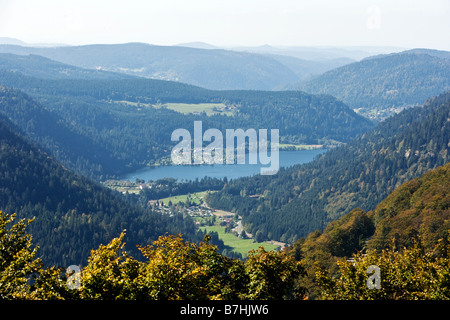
[206,91,450,243]
[0,90,200,266]
[300,50,450,120]
[0,43,300,90]
[299,161,449,259]
[0,85,129,178]
[366,161,450,250]
[291,161,450,298]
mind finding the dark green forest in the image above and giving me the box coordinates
[0,104,204,267]
[0,53,136,80]
[206,91,450,244]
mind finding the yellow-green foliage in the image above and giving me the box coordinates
[0,214,304,300]
[316,238,450,300]
[368,162,450,250]
[290,162,450,299]
[0,212,41,299]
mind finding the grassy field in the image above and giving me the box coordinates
[162,103,234,116]
[114,100,234,116]
[201,225,279,257]
[158,191,212,205]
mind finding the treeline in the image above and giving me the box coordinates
[206,91,450,244]
[0,70,373,179]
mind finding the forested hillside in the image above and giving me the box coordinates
[292,161,450,299]
[301,50,450,120]
[295,161,450,263]
[206,91,450,244]
[0,67,373,179]
[0,102,202,267]
[0,86,127,177]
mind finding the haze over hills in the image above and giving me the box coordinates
[229,44,406,61]
[0,53,137,80]
[0,37,27,46]
[176,42,220,50]
[0,36,67,47]
[177,42,358,83]
[0,42,300,90]
[0,38,407,91]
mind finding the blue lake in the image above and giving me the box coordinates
[122,149,327,182]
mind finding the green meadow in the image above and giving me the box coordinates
[162,103,234,116]
[201,225,279,257]
[114,100,234,116]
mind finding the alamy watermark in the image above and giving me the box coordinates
[366,265,381,290]
[66,265,81,290]
[171,121,279,175]
[366,5,381,30]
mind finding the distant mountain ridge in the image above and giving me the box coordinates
[0,53,136,80]
[0,37,27,46]
[362,48,450,61]
[300,49,450,120]
[0,41,425,93]
[0,42,300,90]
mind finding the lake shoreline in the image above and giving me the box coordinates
[120,149,327,182]
[141,144,326,168]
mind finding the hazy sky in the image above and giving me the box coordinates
[0,0,449,50]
